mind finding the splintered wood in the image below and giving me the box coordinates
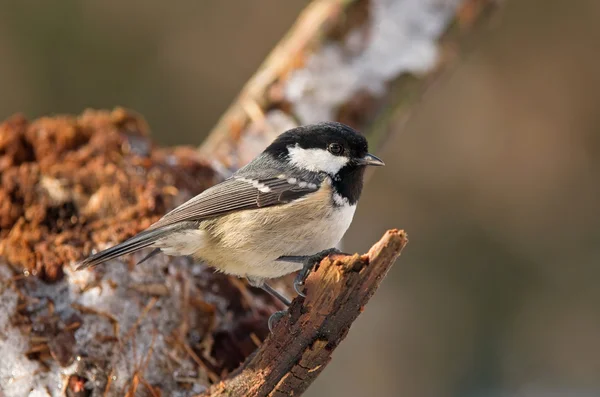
[199,229,408,397]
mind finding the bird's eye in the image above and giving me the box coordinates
[328,143,344,155]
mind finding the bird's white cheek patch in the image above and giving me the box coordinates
[287,145,349,174]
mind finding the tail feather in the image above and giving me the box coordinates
[135,248,162,266]
[76,223,188,270]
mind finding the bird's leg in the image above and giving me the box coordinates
[261,284,290,332]
[277,248,343,297]
[260,283,291,307]
[247,276,290,332]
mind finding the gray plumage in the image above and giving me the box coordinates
[76,222,196,269]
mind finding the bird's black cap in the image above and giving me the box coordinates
[264,122,369,161]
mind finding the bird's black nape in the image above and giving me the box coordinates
[264,121,369,161]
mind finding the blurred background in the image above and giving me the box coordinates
[2,1,600,396]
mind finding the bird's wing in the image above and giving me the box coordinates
[76,174,322,270]
[148,175,321,229]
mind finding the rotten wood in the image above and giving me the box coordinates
[0,109,275,395]
[198,229,408,397]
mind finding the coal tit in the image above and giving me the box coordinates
[77,122,384,322]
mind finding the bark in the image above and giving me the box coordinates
[199,229,408,397]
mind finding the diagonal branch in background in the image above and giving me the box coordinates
[199,229,408,397]
[200,0,503,170]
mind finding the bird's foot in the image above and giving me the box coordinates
[268,310,287,332]
[248,279,291,333]
[278,248,343,297]
[260,282,292,306]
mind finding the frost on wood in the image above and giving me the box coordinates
[286,0,462,124]
[0,256,275,396]
[200,0,491,170]
[0,110,279,396]
[0,263,39,397]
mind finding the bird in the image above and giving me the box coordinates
[76,121,384,328]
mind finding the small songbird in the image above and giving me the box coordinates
[77,122,384,328]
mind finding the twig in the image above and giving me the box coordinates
[72,303,120,336]
[249,333,262,348]
[124,374,140,397]
[121,296,159,346]
[182,340,220,384]
[103,368,114,397]
[130,283,170,296]
[132,329,160,397]
[25,343,50,355]
[198,229,408,397]
[140,328,158,373]
[139,377,161,397]
[228,277,262,313]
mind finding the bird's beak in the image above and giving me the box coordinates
[357,153,385,166]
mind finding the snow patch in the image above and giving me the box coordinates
[285,0,463,124]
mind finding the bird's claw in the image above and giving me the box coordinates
[291,248,342,298]
[268,249,344,331]
[268,310,286,332]
[293,276,306,297]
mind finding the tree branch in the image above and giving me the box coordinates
[200,0,503,170]
[199,229,408,397]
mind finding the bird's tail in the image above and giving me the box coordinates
[76,223,189,270]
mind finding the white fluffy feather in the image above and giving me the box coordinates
[156,228,207,256]
[287,144,349,174]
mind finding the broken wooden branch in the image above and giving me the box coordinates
[199,229,408,397]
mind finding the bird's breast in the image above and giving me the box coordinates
[196,180,356,279]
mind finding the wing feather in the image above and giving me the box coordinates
[149,176,320,229]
